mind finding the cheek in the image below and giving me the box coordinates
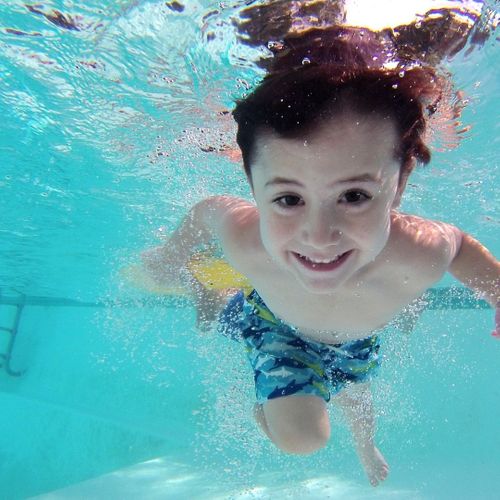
[367,213,391,249]
[349,207,391,243]
[260,213,296,246]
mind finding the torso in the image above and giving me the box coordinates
[220,201,461,344]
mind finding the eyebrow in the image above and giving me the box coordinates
[264,174,380,188]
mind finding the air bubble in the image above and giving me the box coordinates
[302,57,311,65]
[399,71,405,78]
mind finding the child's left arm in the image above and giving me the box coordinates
[448,232,500,338]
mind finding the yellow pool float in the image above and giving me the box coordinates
[122,252,252,295]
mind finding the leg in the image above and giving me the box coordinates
[333,382,389,487]
[253,395,330,455]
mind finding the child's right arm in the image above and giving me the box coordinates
[141,196,249,288]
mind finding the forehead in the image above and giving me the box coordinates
[252,112,399,178]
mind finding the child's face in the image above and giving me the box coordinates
[250,112,403,294]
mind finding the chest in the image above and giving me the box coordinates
[228,213,452,342]
[251,266,433,342]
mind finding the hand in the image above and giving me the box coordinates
[492,308,500,339]
[188,277,234,332]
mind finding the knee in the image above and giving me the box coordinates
[273,424,330,455]
[262,396,330,455]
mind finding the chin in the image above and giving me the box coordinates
[294,273,350,295]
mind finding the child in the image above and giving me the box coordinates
[141,44,499,487]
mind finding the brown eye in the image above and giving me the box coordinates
[275,195,302,207]
[341,190,371,204]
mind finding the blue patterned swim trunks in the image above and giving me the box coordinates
[218,290,381,404]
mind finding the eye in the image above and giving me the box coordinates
[274,194,303,207]
[340,190,372,204]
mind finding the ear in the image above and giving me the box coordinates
[392,167,413,208]
[392,176,406,208]
[393,159,415,208]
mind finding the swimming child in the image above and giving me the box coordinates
[141,33,499,487]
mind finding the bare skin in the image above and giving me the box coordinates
[253,384,388,487]
[187,278,236,331]
[333,383,389,486]
[142,112,499,486]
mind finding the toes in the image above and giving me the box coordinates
[362,447,390,487]
[369,465,389,487]
[378,465,389,482]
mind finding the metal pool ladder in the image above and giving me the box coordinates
[0,290,25,377]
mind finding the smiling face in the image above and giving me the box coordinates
[250,112,403,294]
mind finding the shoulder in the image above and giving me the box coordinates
[202,195,258,235]
[198,195,255,229]
[389,212,463,272]
[201,195,262,263]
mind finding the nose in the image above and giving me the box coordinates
[301,207,343,248]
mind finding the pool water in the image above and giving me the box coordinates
[0,1,498,498]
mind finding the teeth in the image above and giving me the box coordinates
[300,254,341,264]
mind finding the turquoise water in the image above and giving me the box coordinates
[0,1,499,498]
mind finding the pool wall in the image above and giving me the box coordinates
[1,296,499,498]
[0,301,205,498]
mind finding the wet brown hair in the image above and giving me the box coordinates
[232,28,451,187]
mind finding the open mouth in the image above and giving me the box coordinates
[293,250,353,272]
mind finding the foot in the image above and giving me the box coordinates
[357,444,389,487]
